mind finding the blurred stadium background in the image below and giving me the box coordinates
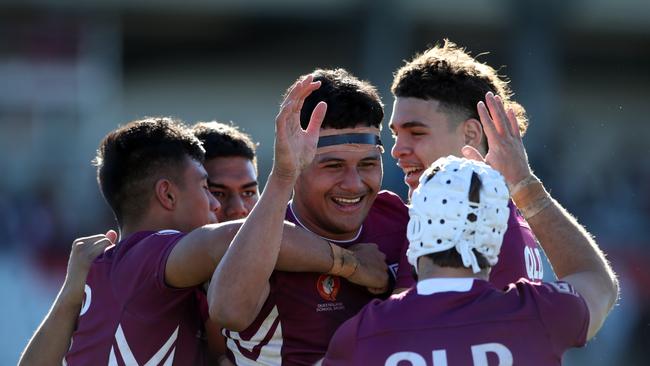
[0,0,648,364]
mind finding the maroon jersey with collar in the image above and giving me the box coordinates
[324,278,589,365]
[224,190,413,366]
[65,230,206,366]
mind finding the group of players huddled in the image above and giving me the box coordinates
[19,40,618,366]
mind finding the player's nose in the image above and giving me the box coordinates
[226,196,249,220]
[391,136,411,160]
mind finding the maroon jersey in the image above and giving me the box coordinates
[489,201,543,288]
[65,230,206,366]
[324,278,589,365]
[224,191,413,366]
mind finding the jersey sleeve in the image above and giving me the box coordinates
[489,202,542,289]
[522,280,589,349]
[322,310,363,366]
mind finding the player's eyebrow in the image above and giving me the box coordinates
[209,181,259,189]
[389,121,430,131]
[316,156,346,164]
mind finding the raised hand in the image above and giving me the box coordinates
[273,74,328,182]
[65,230,117,292]
[462,92,533,188]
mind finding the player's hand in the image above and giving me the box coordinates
[462,92,533,188]
[66,231,117,284]
[60,230,117,305]
[272,74,327,183]
[346,243,389,292]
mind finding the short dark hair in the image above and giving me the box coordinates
[423,171,490,270]
[192,121,257,168]
[392,40,528,138]
[94,117,204,225]
[298,68,384,130]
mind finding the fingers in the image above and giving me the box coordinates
[506,108,521,138]
[280,75,319,112]
[461,145,485,162]
[72,233,114,253]
[367,286,388,295]
[92,237,114,254]
[306,101,327,136]
[477,100,499,142]
[105,229,118,244]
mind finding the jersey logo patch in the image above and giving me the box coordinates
[388,263,399,280]
[316,275,340,301]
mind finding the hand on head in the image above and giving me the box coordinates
[272,74,328,183]
[462,92,533,189]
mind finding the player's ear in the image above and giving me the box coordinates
[155,179,177,210]
[461,118,484,153]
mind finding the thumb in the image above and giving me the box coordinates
[105,230,118,244]
[461,145,485,162]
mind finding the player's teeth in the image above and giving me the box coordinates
[334,197,361,204]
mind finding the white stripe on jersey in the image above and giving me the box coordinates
[109,324,178,365]
[227,305,283,366]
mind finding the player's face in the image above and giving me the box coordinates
[292,146,382,241]
[204,156,259,222]
[390,97,466,199]
[176,158,220,231]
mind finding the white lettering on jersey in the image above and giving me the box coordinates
[524,246,544,281]
[432,350,448,366]
[80,285,91,316]
[385,352,426,366]
[385,343,513,366]
[108,324,178,366]
[471,343,513,366]
[548,281,579,296]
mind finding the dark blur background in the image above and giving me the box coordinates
[1,0,648,364]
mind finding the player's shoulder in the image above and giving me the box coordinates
[506,278,582,300]
[354,288,415,333]
[115,230,185,259]
[371,190,408,217]
[136,230,184,249]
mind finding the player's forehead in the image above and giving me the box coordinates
[390,97,445,129]
[204,157,257,188]
[185,157,209,181]
[314,148,381,164]
[205,156,256,178]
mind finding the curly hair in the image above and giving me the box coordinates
[295,68,384,130]
[94,117,204,225]
[192,121,257,169]
[392,40,528,137]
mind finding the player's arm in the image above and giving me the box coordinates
[209,75,326,331]
[464,92,619,341]
[164,219,389,290]
[164,79,388,300]
[18,232,117,366]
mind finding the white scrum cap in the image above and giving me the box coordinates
[406,156,510,273]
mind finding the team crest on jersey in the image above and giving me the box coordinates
[316,275,340,301]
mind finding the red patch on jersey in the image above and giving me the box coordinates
[316,275,340,301]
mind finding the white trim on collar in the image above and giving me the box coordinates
[416,278,476,295]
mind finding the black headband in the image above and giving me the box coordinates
[317,133,383,148]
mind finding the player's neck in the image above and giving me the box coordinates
[119,216,178,241]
